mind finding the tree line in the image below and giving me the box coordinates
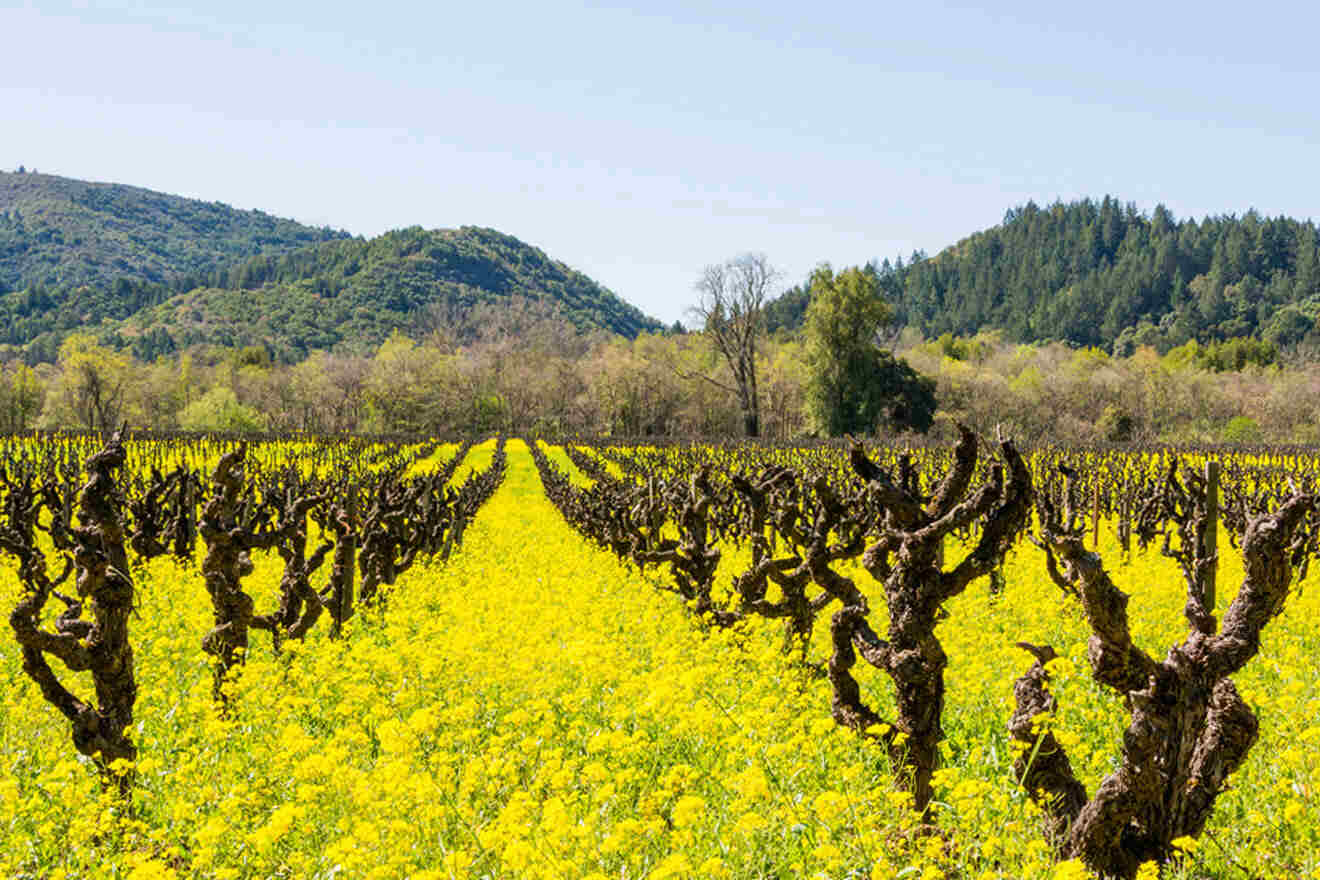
[766,198,1320,355]
[4,251,1320,443]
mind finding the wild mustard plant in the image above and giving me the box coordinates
[0,438,1315,878]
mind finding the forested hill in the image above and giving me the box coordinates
[0,169,348,293]
[119,226,665,360]
[771,198,1320,353]
[0,170,663,361]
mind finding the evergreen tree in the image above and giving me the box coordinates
[762,199,1320,354]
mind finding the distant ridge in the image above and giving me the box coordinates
[0,169,349,292]
[122,225,666,360]
[767,197,1320,354]
[0,170,663,359]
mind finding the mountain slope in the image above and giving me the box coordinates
[768,198,1320,353]
[120,226,665,360]
[0,170,348,293]
[896,198,1320,351]
[0,172,663,359]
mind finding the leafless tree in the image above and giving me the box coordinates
[688,253,778,437]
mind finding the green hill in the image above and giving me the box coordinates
[119,226,664,360]
[0,169,348,292]
[0,171,662,360]
[769,198,1320,354]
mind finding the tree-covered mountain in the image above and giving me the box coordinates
[117,226,664,361]
[0,169,348,293]
[0,171,662,361]
[770,197,1320,354]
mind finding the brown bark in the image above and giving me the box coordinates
[690,253,775,438]
[320,493,357,639]
[843,424,1033,815]
[729,467,823,653]
[170,465,197,561]
[199,447,326,704]
[4,429,138,796]
[249,480,330,651]
[632,467,735,624]
[128,467,173,560]
[1007,642,1088,851]
[357,480,407,605]
[1011,467,1315,879]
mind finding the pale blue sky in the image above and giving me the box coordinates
[5,1,1319,324]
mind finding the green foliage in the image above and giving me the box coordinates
[0,364,43,430]
[763,283,811,334]
[177,386,268,433]
[37,333,133,430]
[1221,415,1262,443]
[890,199,1320,349]
[1261,301,1320,349]
[233,345,271,368]
[765,256,907,336]
[804,265,935,435]
[1161,338,1276,373]
[0,171,348,336]
[121,226,662,361]
[471,392,509,433]
[934,331,999,362]
[1096,405,1137,442]
[771,198,1320,355]
[1,175,660,360]
[359,333,461,434]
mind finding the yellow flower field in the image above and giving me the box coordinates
[1,439,1316,878]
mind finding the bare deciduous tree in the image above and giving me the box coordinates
[689,253,778,437]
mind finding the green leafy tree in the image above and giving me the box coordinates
[39,333,131,430]
[804,265,935,435]
[178,386,268,433]
[361,332,461,434]
[1222,415,1262,443]
[0,364,44,430]
[1262,304,1315,350]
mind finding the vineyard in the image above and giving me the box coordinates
[1,431,1317,880]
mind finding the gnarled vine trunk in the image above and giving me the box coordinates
[836,425,1033,814]
[1012,466,1316,879]
[200,447,327,703]
[4,429,138,796]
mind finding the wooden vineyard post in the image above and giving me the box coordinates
[1204,459,1219,611]
[326,489,357,640]
[340,490,357,628]
[1091,479,1101,550]
[1118,492,1131,559]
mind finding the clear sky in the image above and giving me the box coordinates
[5,1,1319,324]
